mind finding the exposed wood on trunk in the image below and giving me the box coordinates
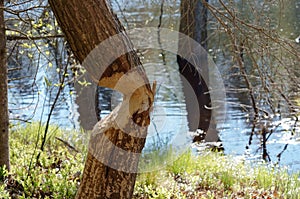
[48,0,154,198]
[0,0,10,171]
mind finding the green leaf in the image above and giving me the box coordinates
[44,76,52,87]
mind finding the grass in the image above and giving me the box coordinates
[1,123,300,198]
[1,123,87,198]
[134,150,300,198]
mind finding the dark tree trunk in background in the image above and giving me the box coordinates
[49,0,154,198]
[75,73,99,131]
[178,0,219,142]
[0,0,10,172]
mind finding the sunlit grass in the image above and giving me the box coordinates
[2,123,87,198]
[135,149,300,198]
[0,123,299,198]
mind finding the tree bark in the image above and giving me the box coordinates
[0,0,10,171]
[178,0,219,142]
[48,0,154,198]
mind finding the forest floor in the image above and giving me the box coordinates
[1,123,299,198]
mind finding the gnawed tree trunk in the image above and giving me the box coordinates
[49,0,154,198]
[178,0,220,142]
[0,0,10,171]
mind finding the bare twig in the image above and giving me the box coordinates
[55,137,79,153]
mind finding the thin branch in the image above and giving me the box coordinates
[6,34,64,40]
[36,58,70,162]
[55,137,79,153]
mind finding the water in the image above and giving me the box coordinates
[6,0,300,172]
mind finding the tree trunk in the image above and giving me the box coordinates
[178,0,219,142]
[48,0,154,198]
[0,0,10,171]
[75,73,99,130]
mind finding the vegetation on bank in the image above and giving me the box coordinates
[0,124,299,198]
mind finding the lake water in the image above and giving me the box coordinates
[7,0,300,172]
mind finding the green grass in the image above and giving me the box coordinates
[1,123,300,198]
[134,150,300,198]
[2,123,87,198]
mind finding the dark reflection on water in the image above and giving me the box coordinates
[7,0,300,172]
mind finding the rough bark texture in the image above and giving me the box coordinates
[177,0,216,141]
[49,0,154,198]
[0,0,10,171]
